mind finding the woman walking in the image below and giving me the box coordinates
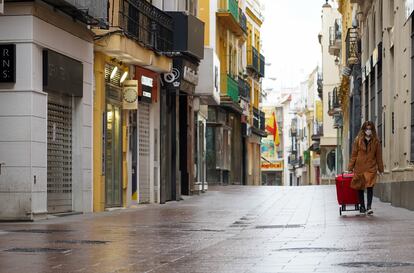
[348,121,384,215]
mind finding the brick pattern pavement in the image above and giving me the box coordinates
[1,186,414,273]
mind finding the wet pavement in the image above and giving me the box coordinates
[1,185,414,273]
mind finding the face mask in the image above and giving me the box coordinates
[365,129,372,136]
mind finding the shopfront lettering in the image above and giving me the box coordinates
[183,65,199,85]
[0,44,15,83]
[43,49,83,97]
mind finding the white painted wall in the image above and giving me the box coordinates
[0,11,93,220]
[321,4,340,144]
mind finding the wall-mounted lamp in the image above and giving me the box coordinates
[120,71,128,83]
[110,66,118,79]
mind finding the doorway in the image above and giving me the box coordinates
[105,103,122,207]
[47,94,73,213]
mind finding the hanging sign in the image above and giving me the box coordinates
[0,44,16,83]
[136,66,158,103]
[122,80,138,110]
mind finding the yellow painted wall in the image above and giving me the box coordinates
[93,52,130,211]
[198,0,210,46]
[93,52,106,212]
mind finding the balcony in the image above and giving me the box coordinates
[224,74,239,102]
[311,123,324,141]
[167,12,205,60]
[328,87,341,116]
[247,47,259,74]
[252,107,260,129]
[195,48,221,105]
[119,0,174,53]
[328,18,342,56]
[345,27,360,66]
[259,110,266,131]
[239,8,247,33]
[217,0,244,36]
[317,73,323,99]
[259,53,265,78]
[42,0,108,27]
[238,77,251,102]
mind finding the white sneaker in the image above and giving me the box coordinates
[367,209,373,215]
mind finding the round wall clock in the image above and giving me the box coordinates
[123,88,137,103]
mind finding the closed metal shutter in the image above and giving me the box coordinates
[138,102,150,203]
[47,94,72,213]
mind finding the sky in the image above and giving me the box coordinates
[261,0,323,105]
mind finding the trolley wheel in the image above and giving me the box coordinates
[339,206,342,216]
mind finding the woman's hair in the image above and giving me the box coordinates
[357,120,379,142]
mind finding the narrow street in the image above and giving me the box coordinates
[1,186,414,273]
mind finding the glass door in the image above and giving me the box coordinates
[105,103,122,207]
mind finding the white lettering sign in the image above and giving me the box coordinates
[183,66,199,85]
[141,75,153,87]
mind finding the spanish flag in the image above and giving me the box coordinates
[265,112,280,147]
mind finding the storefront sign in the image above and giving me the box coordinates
[162,58,199,94]
[261,161,283,170]
[122,80,138,110]
[141,75,152,103]
[43,49,83,97]
[183,65,199,85]
[136,66,158,103]
[0,44,15,83]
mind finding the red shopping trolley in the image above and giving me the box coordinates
[335,173,360,215]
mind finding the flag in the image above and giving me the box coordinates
[265,111,280,147]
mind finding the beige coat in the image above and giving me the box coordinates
[348,136,384,188]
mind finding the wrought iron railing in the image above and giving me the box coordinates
[238,77,250,101]
[259,110,266,131]
[329,18,342,47]
[119,0,173,53]
[317,73,323,99]
[328,88,341,114]
[252,107,260,129]
[247,46,259,73]
[239,8,247,33]
[259,53,265,78]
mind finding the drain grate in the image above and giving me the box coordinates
[55,240,109,245]
[5,248,71,254]
[256,224,304,229]
[275,247,348,252]
[337,262,414,268]
[9,229,73,234]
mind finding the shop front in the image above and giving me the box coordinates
[0,1,98,220]
[160,12,204,203]
[161,57,200,201]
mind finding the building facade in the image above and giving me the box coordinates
[319,2,341,184]
[93,0,173,210]
[0,0,106,220]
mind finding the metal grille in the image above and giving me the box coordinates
[47,94,72,213]
[138,102,150,203]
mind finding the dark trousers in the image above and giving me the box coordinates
[358,187,373,209]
